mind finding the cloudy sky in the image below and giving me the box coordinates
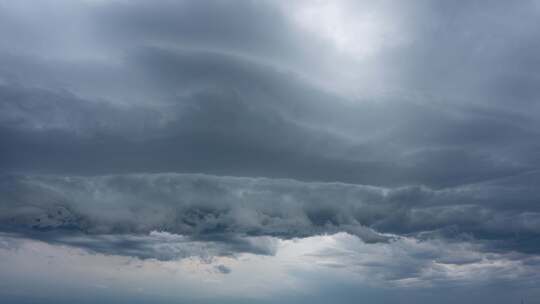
[1,0,540,303]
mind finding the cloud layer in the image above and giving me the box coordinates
[2,172,540,259]
[1,0,540,302]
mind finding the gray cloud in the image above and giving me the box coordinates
[1,172,540,259]
[1,1,540,301]
[1,1,539,190]
[1,50,536,187]
[0,174,390,245]
[214,264,232,274]
[2,231,276,261]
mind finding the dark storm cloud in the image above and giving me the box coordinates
[1,0,539,189]
[1,172,540,259]
[89,0,332,80]
[0,174,390,244]
[0,0,539,295]
[385,0,540,107]
[0,2,540,302]
[1,47,537,188]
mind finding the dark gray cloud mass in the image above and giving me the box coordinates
[1,172,540,256]
[0,0,540,302]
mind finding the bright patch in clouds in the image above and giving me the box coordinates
[289,0,406,58]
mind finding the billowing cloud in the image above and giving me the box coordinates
[2,172,540,259]
[1,0,540,303]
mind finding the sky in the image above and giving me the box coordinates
[1,0,540,303]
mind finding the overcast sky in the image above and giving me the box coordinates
[1,0,540,303]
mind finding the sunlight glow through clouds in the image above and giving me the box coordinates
[3,231,536,300]
[288,0,407,58]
